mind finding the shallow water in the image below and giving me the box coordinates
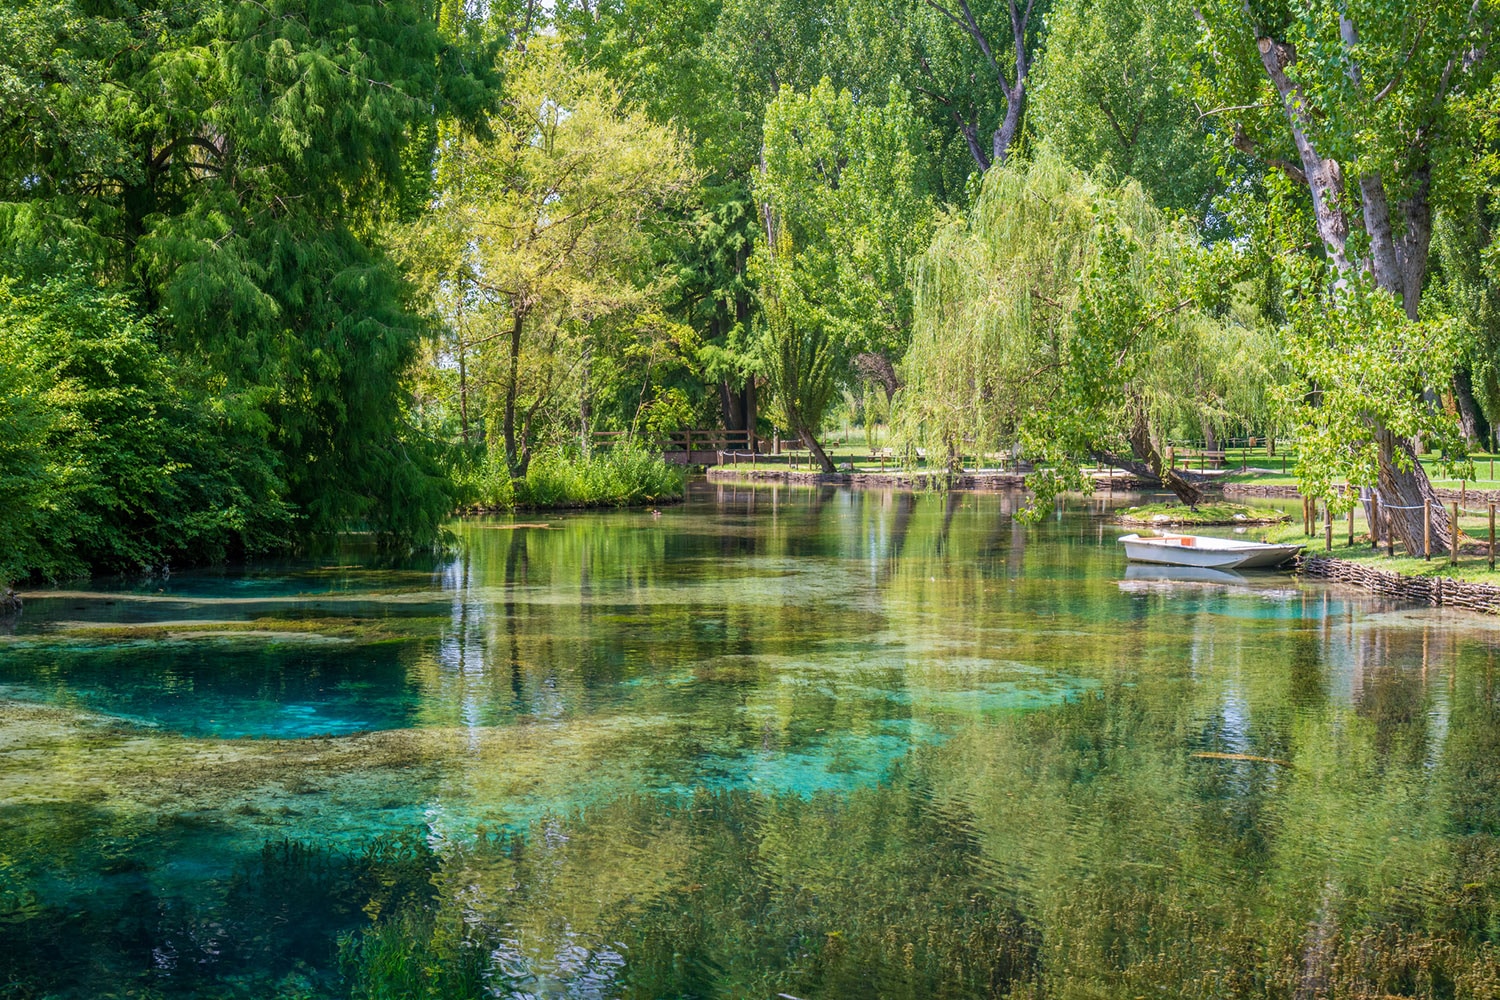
[3,483,1500,998]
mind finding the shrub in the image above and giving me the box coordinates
[457,446,685,510]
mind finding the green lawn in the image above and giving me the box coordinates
[1218,445,1500,490]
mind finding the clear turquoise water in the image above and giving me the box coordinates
[2,483,1499,998]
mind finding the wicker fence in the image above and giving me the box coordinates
[1300,556,1500,615]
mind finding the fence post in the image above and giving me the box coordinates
[1490,502,1495,571]
[1425,499,1432,560]
[1324,501,1333,552]
[1347,502,1354,547]
[1452,500,1460,566]
[1387,510,1395,558]
[1371,493,1380,549]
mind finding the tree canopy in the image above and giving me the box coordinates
[7,0,1500,579]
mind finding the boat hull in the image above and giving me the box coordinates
[1119,533,1302,570]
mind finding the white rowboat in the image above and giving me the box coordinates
[1118,532,1303,570]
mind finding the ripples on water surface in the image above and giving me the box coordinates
[3,483,1500,998]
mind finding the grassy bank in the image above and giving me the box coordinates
[458,449,685,511]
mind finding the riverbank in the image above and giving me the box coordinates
[705,464,1500,615]
[1300,554,1500,615]
[705,467,1158,490]
[1226,480,1500,506]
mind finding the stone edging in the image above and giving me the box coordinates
[706,468,1023,488]
[1299,555,1500,615]
[1223,483,1302,498]
[706,468,1158,490]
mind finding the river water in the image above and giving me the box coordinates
[2,482,1499,998]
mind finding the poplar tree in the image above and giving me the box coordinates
[1191,0,1498,553]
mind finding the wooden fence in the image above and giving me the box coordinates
[592,428,758,453]
[1296,492,1499,571]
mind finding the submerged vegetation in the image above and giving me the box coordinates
[7,486,1500,997]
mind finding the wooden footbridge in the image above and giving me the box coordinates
[593,428,758,465]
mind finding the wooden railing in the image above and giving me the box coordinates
[590,428,759,453]
[662,429,756,453]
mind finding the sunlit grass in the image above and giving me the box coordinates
[456,447,685,510]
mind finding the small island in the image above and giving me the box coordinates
[1116,501,1290,526]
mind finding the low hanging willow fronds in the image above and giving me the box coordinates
[893,149,1252,510]
[895,150,1167,464]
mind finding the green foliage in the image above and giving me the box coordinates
[1189,0,1495,192]
[0,0,498,573]
[750,79,934,460]
[1430,189,1500,433]
[1029,0,1218,217]
[457,448,686,511]
[1279,266,1471,508]
[398,37,697,477]
[0,270,292,584]
[843,0,1050,195]
[898,152,1256,502]
[757,78,936,361]
[754,233,843,457]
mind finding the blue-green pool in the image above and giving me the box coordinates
[2,483,1498,998]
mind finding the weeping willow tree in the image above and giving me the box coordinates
[896,152,1231,511]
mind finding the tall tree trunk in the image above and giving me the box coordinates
[580,343,592,457]
[797,424,837,473]
[503,312,525,478]
[993,83,1025,165]
[1256,33,1447,557]
[921,0,1034,171]
[1396,166,1434,320]
[1365,429,1450,555]
[720,379,752,431]
[1454,366,1487,447]
[458,343,470,447]
[455,288,470,447]
[745,376,758,451]
[1257,38,1352,270]
[719,376,759,450]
